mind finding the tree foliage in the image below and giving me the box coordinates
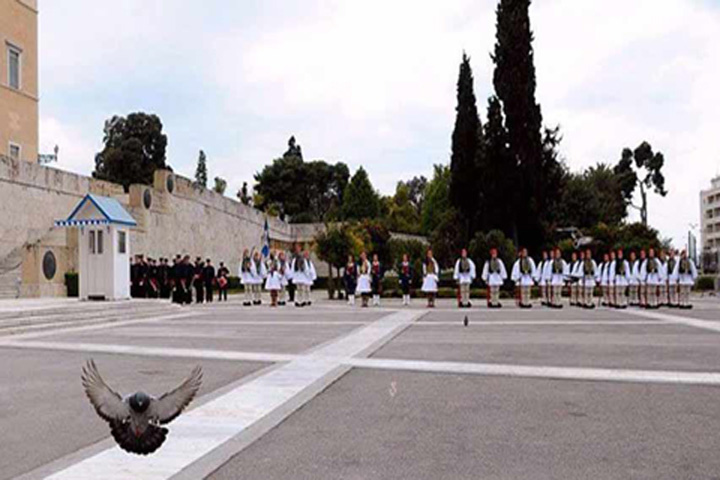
[383,182,422,234]
[492,0,554,250]
[195,150,208,188]
[93,112,168,191]
[421,164,451,235]
[342,167,381,221]
[468,229,517,276]
[449,53,482,241]
[254,137,349,223]
[557,164,626,229]
[613,141,668,226]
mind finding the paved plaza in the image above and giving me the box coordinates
[2,295,720,479]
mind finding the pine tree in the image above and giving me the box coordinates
[492,0,545,249]
[342,167,380,221]
[195,150,208,188]
[449,53,482,243]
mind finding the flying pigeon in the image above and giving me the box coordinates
[81,359,203,455]
[463,315,469,327]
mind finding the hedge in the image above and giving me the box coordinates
[696,275,716,292]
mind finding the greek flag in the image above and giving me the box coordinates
[261,218,270,258]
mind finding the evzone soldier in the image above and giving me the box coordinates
[568,251,582,307]
[665,250,679,308]
[278,251,291,306]
[640,248,663,309]
[628,251,640,307]
[343,255,357,306]
[216,262,229,302]
[634,250,648,308]
[598,253,611,307]
[264,251,283,307]
[251,250,267,305]
[535,251,551,307]
[371,254,383,307]
[239,249,253,307]
[398,254,413,306]
[657,250,669,307]
[203,259,215,303]
[481,248,507,308]
[291,248,316,307]
[193,258,205,304]
[356,252,372,307]
[548,247,568,309]
[610,249,631,309]
[511,248,536,309]
[453,248,476,308]
[421,249,440,308]
[580,249,599,309]
[672,250,698,309]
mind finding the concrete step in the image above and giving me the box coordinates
[0,303,183,336]
[0,299,179,321]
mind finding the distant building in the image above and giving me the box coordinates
[700,176,720,273]
[0,0,38,163]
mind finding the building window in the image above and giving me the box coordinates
[7,44,21,90]
[89,231,96,254]
[97,230,104,255]
[8,143,21,160]
[118,231,127,254]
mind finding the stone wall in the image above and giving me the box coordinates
[0,156,321,297]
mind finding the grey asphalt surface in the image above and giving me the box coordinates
[3,298,720,479]
[209,368,720,480]
[372,322,720,371]
[0,348,267,480]
[47,321,362,354]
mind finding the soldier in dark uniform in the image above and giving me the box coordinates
[135,255,148,298]
[194,257,205,304]
[216,262,230,302]
[159,258,171,299]
[370,254,384,306]
[398,254,413,306]
[146,258,159,299]
[343,255,357,305]
[203,259,215,303]
[130,256,139,298]
[183,255,195,304]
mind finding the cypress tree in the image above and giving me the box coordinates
[449,52,482,243]
[481,96,517,243]
[492,0,544,249]
[195,150,208,188]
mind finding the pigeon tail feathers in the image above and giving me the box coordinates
[110,421,168,455]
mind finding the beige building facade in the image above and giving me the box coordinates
[0,0,38,163]
[701,176,720,255]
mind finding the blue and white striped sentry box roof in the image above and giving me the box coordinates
[54,194,137,228]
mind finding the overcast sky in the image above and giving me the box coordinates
[38,0,720,248]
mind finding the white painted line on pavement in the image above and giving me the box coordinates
[157,320,371,326]
[415,320,668,326]
[40,310,426,480]
[0,340,297,363]
[620,308,720,333]
[350,357,720,386]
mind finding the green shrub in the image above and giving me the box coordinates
[696,275,716,291]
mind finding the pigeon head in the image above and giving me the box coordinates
[129,392,151,413]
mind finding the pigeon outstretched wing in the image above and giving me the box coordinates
[150,366,203,424]
[81,359,130,422]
